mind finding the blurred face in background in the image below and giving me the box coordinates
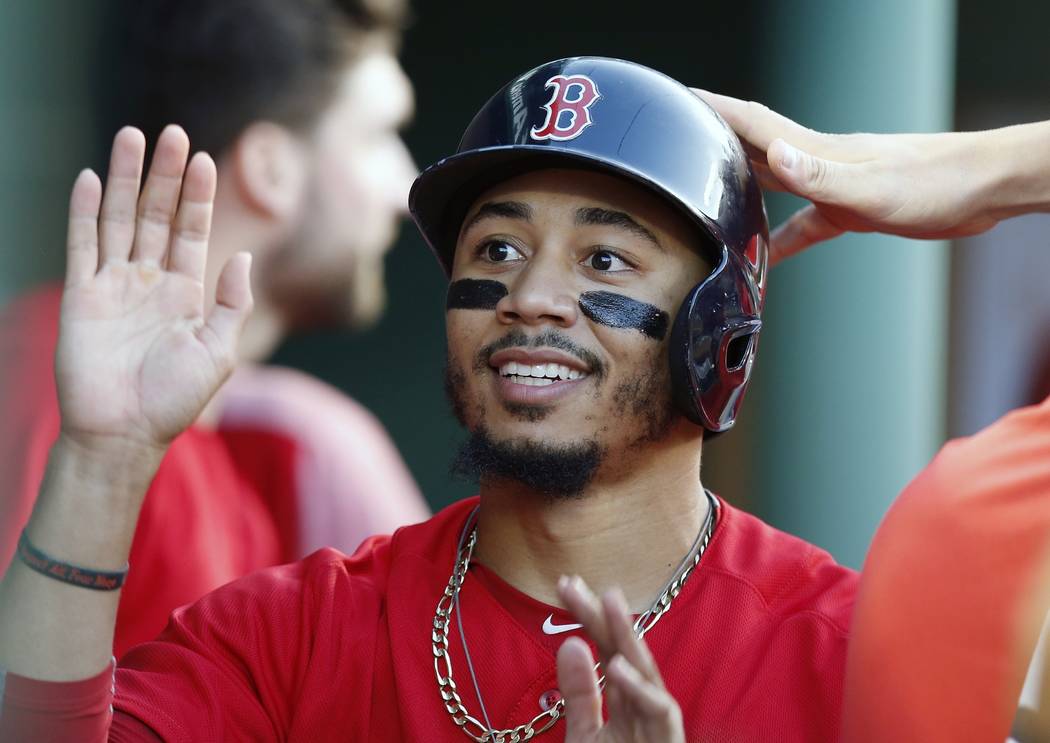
[266,45,418,329]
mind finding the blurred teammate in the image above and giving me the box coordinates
[3,57,1050,742]
[0,0,427,658]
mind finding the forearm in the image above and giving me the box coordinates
[978,120,1050,220]
[0,434,162,680]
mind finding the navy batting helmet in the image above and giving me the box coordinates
[409,56,768,432]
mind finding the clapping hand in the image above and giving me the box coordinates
[556,576,685,743]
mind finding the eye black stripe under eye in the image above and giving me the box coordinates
[579,291,669,340]
[446,279,508,310]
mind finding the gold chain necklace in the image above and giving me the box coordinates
[431,493,718,743]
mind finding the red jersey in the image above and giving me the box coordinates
[2,496,857,742]
[0,286,427,658]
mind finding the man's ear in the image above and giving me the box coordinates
[229,122,307,220]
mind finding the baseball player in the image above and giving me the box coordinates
[2,57,1048,742]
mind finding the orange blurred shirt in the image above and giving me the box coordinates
[843,392,1050,741]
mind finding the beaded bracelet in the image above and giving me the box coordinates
[16,530,128,591]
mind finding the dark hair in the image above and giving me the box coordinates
[115,0,408,157]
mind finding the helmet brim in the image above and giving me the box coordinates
[408,145,724,277]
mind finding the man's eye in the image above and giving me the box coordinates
[481,240,523,262]
[587,249,630,272]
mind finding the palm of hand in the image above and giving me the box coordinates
[55,125,251,453]
[57,265,218,447]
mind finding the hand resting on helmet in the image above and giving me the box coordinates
[692,89,1050,264]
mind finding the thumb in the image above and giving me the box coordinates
[200,251,253,371]
[767,138,846,204]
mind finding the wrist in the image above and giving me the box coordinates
[56,428,169,465]
[977,122,1050,220]
[25,434,166,569]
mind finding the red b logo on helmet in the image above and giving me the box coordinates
[530,75,601,142]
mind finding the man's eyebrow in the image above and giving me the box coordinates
[574,207,663,251]
[461,201,533,233]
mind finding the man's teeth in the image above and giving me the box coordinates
[498,361,586,383]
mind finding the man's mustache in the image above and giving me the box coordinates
[474,328,607,381]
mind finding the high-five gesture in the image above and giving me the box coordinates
[0,126,253,683]
[58,125,251,452]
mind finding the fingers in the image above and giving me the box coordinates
[558,576,615,659]
[769,204,844,264]
[691,89,825,157]
[752,160,789,193]
[557,576,685,740]
[558,576,665,688]
[131,125,191,265]
[76,127,218,283]
[99,127,146,265]
[605,654,683,739]
[65,169,103,287]
[557,636,603,738]
[168,152,218,283]
[602,589,665,689]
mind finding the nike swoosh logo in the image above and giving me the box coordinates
[542,614,584,635]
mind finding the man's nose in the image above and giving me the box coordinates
[495,257,579,328]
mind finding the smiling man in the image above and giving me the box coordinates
[394,60,853,741]
[0,58,861,742]
[4,50,1050,742]
[444,170,710,499]
[0,56,861,742]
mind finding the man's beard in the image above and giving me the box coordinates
[450,427,604,499]
[263,241,387,331]
[445,328,679,499]
[261,173,390,331]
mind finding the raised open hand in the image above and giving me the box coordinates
[693,89,1005,264]
[56,125,252,453]
[556,576,685,743]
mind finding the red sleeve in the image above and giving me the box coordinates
[2,547,372,742]
[113,546,376,742]
[842,394,1050,742]
[0,541,386,738]
[0,662,159,742]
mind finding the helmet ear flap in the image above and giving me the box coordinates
[670,251,763,432]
